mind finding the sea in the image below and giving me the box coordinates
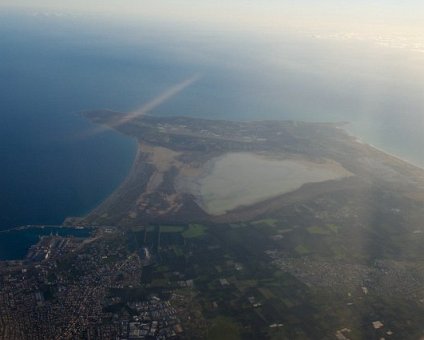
[1,11,424,259]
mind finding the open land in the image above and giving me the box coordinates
[1,111,424,339]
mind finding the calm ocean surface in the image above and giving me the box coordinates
[1,12,424,258]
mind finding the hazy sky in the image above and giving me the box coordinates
[2,0,424,35]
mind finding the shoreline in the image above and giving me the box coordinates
[0,225,94,262]
[340,122,424,171]
[82,113,424,223]
[77,143,153,225]
[0,224,94,234]
[65,113,424,224]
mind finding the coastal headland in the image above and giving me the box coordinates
[78,109,424,226]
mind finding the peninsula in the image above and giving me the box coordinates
[80,109,424,226]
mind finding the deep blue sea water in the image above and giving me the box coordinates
[1,12,424,258]
[0,14,147,230]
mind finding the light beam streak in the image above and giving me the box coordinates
[83,73,202,137]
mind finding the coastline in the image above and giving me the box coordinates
[78,143,153,225]
[60,112,140,226]
[0,225,93,261]
[340,122,424,171]
[74,116,139,221]
[0,109,138,232]
[0,224,93,234]
[342,122,424,170]
[2,114,417,235]
[72,112,424,225]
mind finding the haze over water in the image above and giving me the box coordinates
[1,9,424,230]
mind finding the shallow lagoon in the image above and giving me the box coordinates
[180,153,352,215]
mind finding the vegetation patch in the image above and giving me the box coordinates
[295,244,311,255]
[307,226,331,235]
[251,219,279,227]
[160,225,185,233]
[327,224,339,233]
[207,317,241,340]
[258,287,276,299]
[234,280,258,291]
[229,223,248,229]
[171,246,184,257]
[183,224,207,238]
[157,265,170,272]
[151,278,169,287]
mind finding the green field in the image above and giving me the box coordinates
[251,219,279,227]
[307,226,331,235]
[183,224,207,238]
[307,224,339,235]
[295,244,310,255]
[160,225,185,233]
[207,317,241,340]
